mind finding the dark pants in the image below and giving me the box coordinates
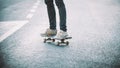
[45,0,67,31]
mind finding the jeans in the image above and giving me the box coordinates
[45,0,67,31]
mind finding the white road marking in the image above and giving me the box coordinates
[0,1,40,42]
[26,0,40,19]
[30,9,36,12]
[0,20,29,42]
[26,13,34,19]
[32,5,38,9]
[34,2,40,6]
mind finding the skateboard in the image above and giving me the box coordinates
[41,34,72,46]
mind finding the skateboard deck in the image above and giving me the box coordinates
[41,34,72,46]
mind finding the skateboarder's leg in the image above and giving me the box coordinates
[44,0,57,36]
[55,0,68,38]
[55,0,67,32]
[45,0,56,30]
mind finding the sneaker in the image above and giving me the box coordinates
[56,30,68,39]
[42,28,57,36]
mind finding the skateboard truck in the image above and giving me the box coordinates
[44,38,55,43]
[57,39,69,46]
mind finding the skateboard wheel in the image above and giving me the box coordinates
[57,42,60,46]
[44,39,47,43]
[66,41,69,45]
[52,39,55,42]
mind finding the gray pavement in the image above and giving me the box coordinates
[0,0,36,21]
[0,0,120,68]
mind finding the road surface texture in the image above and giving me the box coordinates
[0,0,120,68]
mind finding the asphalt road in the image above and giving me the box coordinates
[0,0,36,21]
[0,0,120,68]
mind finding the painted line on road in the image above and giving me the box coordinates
[26,0,40,19]
[0,0,40,42]
[26,13,34,19]
[30,9,36,12]
[34,0,40,6]
[32,5,38,9]
[0,20,29,42]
